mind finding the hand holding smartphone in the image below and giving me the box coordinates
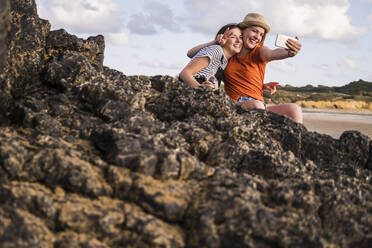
[275,34,296,49]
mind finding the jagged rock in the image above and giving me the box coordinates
[0,0,9,122]
[46,29,104,70]
[0,0,371,247]
[0,182,185,248]
[0,0,9,72]
[0,0,50,111]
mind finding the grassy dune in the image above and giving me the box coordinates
[264,80,372,112]
[296,100,372,111]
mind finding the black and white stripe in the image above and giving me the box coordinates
[192,45,228,83]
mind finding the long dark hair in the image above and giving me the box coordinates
[213,24,240,87]
[215,23,240,39]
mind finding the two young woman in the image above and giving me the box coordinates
[180,13,303,123]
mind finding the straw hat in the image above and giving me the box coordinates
[238,13,270,33]
[238,13,270,44]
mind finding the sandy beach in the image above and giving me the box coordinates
[303,109,372,139]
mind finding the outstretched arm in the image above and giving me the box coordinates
[260,37,302,62]
[179,57,215,88]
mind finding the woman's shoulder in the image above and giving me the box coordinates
[253,45,265,55]
[194,45,224,61]
[200,44,223,53]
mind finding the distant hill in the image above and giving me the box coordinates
[334,80,372,95]
[264,80,372,110]
[282,80,372,95]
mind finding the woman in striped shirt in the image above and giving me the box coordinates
[179,24,242,89]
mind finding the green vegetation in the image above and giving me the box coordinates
[264,79,372,106]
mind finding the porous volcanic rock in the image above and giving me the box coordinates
[0,0,9,71]
[0,0,371,247]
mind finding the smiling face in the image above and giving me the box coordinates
[223,27,243,55]
[242,25,265,50]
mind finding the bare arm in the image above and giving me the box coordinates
[179,57,215,88]
[260,37,302,62]
[187,28,231,58]
[187,40,217,58]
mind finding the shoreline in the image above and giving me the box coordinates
[302,109,372,138]
[302,107,372,116]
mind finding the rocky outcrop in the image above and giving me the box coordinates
[0,0,9,71]
[0,0,371,247]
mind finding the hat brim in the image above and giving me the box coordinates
[238,21,270,33]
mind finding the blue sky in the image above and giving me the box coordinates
[35,0,372,87]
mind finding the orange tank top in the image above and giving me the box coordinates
[223,45,267,102]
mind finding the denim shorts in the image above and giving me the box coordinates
[236,96,257,103]
[237,96,266,108]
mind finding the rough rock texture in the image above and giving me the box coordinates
[0,1,371,247]
[0,0,9,72]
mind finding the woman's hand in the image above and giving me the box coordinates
[216,27,234,46]
[200,81,215,89]
[263,82,281,94]
[286,37,302,57]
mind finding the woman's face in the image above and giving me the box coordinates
[242,26,265,50]
[224,27,243,54]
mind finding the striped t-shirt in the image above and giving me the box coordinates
[192,45,228,84]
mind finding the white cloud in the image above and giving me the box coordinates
[36,0,121,34]
[138,60,182,70]
[183,0,366,41]
[365,73,372,82]
[151,44,166,51]
[270,60,296,73]
[368,12,372,30]
[339,57,357,69]
[265,0,366,41]
[128,13,157,35]
[127,2,181,35]
[184,0,251,35]
[313,64,330,71]
[107,32,129,47]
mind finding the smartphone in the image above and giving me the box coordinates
[275,34,296,49]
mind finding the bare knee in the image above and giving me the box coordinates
[287,104,303,123]
[267,103,303,123]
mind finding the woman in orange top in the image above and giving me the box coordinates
[188,13,303,123]
[224,13,303,123]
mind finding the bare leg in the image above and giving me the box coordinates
[239,100,266,110]
[267,103,303,123]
